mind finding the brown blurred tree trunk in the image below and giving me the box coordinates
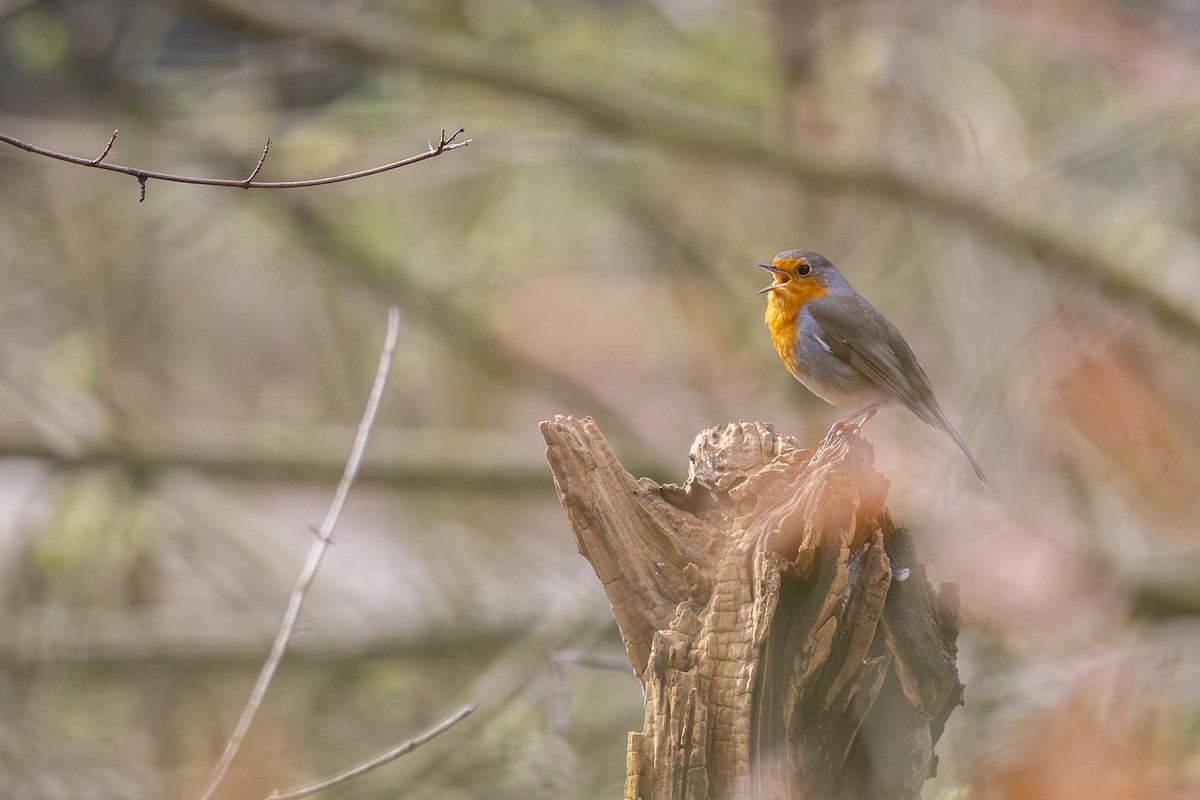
[541,417,962,800]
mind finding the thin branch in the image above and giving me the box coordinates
[551,649,633,672]
[91,129,118,164]
[243,138,272,185]
[198,307,402,800]
[0,128,470,199]
[264,704,476,800]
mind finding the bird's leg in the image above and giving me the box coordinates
[845,405,879,432]
[821,404,882,447]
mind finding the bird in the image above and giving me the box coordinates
[758,248,987,486]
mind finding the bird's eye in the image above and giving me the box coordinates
[796,262,812,277]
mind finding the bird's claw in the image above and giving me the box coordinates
[820,406,879,449]
[820,419,858,449]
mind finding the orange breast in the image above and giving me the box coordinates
[764,280,827,377]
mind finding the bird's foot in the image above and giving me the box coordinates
[820,418,860,449]
[820,406,880,448]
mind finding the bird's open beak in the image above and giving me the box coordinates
[757,263,786,294]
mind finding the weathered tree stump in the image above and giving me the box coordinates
[540,416,962,800]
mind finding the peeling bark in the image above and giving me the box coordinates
[542,417,962,800]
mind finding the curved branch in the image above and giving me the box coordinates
[178,0,1200,343]
[91,129,118,164]
[199,308,400,800]
[264,704,475,800]
[0,127,470,201]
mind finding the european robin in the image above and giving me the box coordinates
[759,249,987,485]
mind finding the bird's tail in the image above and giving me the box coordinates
[923,403,988,487]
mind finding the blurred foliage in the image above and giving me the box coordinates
[3,0,1200,797]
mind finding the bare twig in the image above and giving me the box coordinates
[198,306,402,800]
[264,704,476,800]
[91,129,118,164]
[243,138,272,185]
[0,128,470,200]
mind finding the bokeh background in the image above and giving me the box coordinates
[3,1,1200,798]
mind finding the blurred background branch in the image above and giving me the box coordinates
[182,0,1200,343]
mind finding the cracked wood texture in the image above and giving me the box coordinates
[541,416,962,800]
